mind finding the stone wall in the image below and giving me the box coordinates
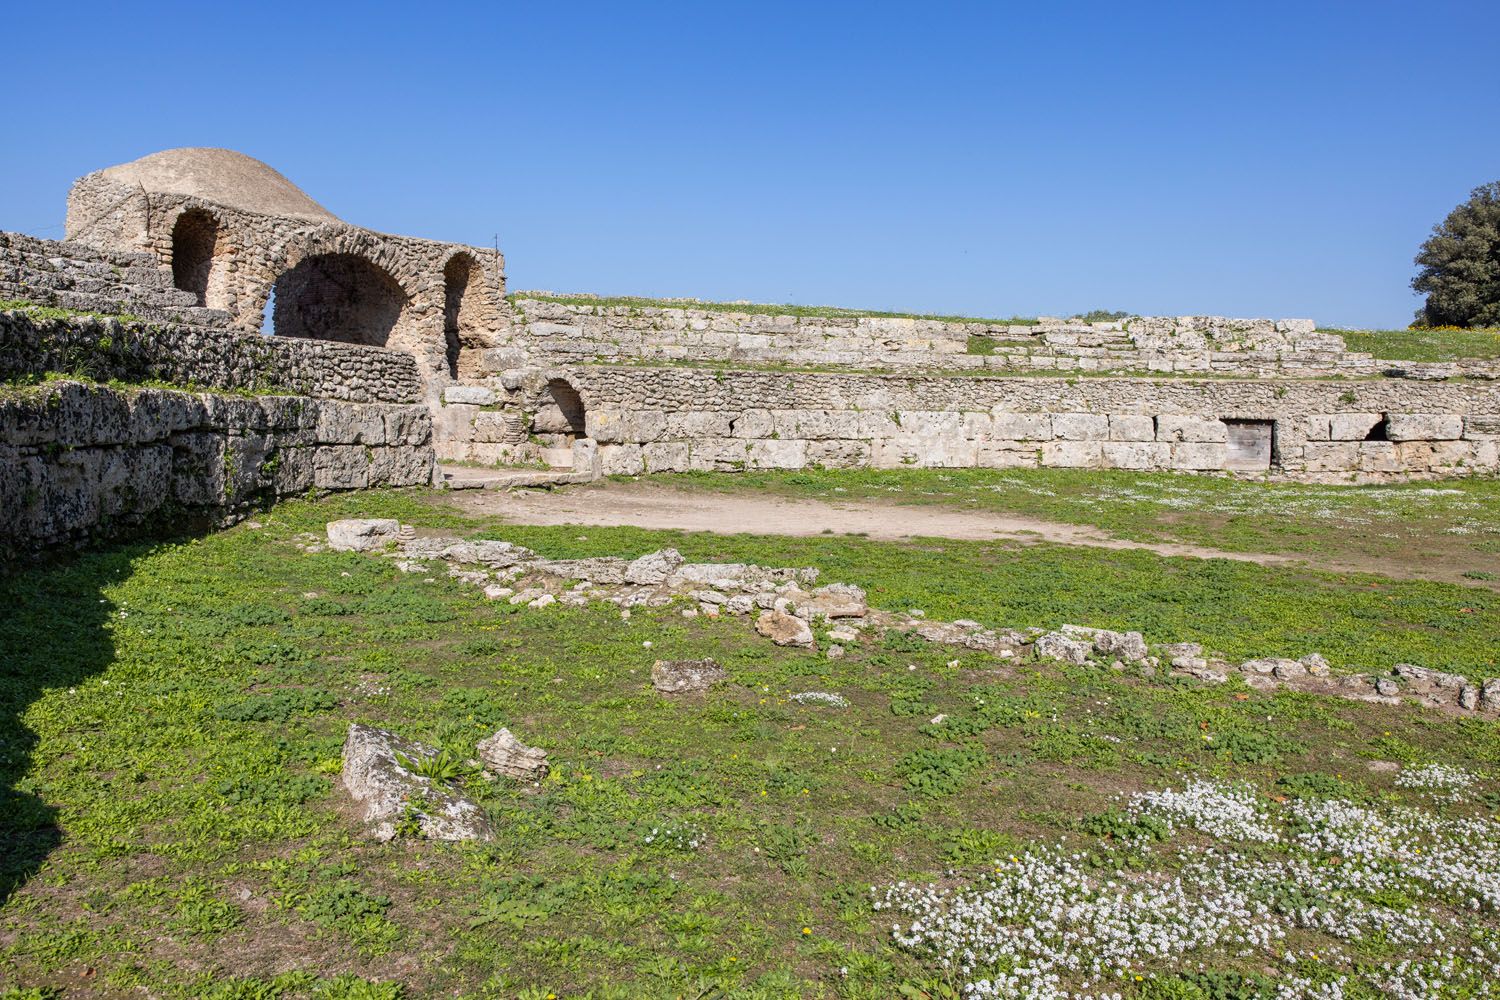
[503,299,1499,381]
[0,310,425,404]
[551,367,1500,480]
[0,380,433,554]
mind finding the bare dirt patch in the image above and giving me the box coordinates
[442,480,1496,588]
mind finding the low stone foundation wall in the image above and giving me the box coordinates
[0,381,433,554]
[561,367,1500,480]
[502,300,1497,380]
[0,310,425,404]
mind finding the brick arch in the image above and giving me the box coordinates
[169,208,228,309]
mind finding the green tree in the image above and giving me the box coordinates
[1412,181,1500,328]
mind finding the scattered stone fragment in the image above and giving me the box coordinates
[340,724,492,842]
[803,583,868,619]
[756,610,815,648]
[827,644,845,659]
[475,728,549,780]
[651,658,727,694]
[326,518,401,552]
[1034,631,1094,666]
[1300,653,1332,676]
[828,626,860,643]
[624,548,685,585]
[482,585,514,600]
[1375,677,1400,697]
[725,595,754,615]
[509,588,546,605]
[528,594,556,609]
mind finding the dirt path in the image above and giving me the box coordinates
[442,481,1401,576]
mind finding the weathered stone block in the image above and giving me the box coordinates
[1302,442,1359,472]
[1157,415,1227,443]
[1464,414,1500,439]
[1051,412,1109,441]
[1108,414,1156,441]
[1041,441,1102,468]
[1385,412,1463,441]
[1101,441,1170,469]
[990,412,1051,440]
[644,441,690,473]
[1327,413,1384,441]
[1170,442,1226,470]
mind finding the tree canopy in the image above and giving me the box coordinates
[1412,182,1500,328]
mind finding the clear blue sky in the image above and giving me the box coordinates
[4,1,1496,328]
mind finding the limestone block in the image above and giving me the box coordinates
[326,518,401,552]
[314,445,371,490]
[806,439,870,469]
[368,446,434,487]
[1357,442,1400,473]
[977,443,1040,468]
[1157,415,1227,443]
[961,412,993,438]
[127,389,205,444]
[729,409,775,438]
[1302,442,1359,472]
[1327,413,1384,441]
[341,724,492,842]
[745,439,809,469]
[1170,442,1227,470]
[1101,441,1170,470]
[1427,440,1476,470]
[1464,414,1500,439]
[644,441,690,473]
[475,728,548,780]
[665,410,734,438]
[271,446,316,493]
[316,404,386,446]
[170,432,225,505]
[473,409,527,444]
[756,610,815,648]
[773,409,862,440]
[1385,413,1463,441]
[1108,414,1156,441]
[1051,412,1109,441]
[990,413,1051,440]
[1041,441,1102,468]
[1302,415,1332,441]
[599,443,645,475]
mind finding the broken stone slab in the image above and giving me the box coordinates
[340,724,492,842]
[531,557,629,584]
[1159,642,1203,659]
[1300,653,1332,677]
[1240,657,1299,676]
[326,518,401,552]
[624,548,684,585]
[827,626,861,643]
[476,728,548,780]
[473,540,535,566]
[803,583,868,619]
[1061,624,1148,662]
[1034,631,1094,666]
[756,609,815,648]
[652,658,727,694]
[725,595,754,615]
[908,620,1007,653]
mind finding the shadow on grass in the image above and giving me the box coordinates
[0,542,156,905]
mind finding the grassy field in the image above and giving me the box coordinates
[651,467,1500,581]
[1333,326,1500,362]
[2,490,1500,998]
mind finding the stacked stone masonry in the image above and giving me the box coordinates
[549,367,1500,480]
[505,299,1500,381]
[1,310,425,404]
[0,380,433,553]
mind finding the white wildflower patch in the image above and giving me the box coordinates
[1128,779,1281,843]
[789,691,850,708]
[1395,762,1478,800]
[877,781,1500,999]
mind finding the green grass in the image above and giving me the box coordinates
[0,298,138,324]
[2,489,1499,996]
[1331,326,1500,362]
[509,291,1038,326]
[643,467,1500,579]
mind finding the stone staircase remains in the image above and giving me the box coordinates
[0,231,233,328]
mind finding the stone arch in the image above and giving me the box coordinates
[535,378,588,440]
[442,252,493,379]
[270,252,407,347]
[170,208,222,307]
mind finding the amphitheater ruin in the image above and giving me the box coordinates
[3,146,1499,550]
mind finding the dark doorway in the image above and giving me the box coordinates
[271,253,406,347]
[170,209,218,306]
[443,253,485,379]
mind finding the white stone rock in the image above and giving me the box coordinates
[340,724,492,842]
[326,518,401,552]
[756,610,815,647]
[476,728,548,780]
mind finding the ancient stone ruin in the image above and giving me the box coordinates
[3,146,1500,550]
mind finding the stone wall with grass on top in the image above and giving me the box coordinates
[549,366,1500,480]
[500,298,1499,380]
[0,310,425,403]
[0,380,434,554]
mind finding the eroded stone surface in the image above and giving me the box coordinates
[476,728,548,780]
[652,658,727,694]
[340,724,492,842]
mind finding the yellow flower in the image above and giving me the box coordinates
[801,926,811,935]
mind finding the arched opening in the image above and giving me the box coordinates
[442,252,491,380]
[534,379,587,440]
[270,253,406,347]
[170,209,218,306]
